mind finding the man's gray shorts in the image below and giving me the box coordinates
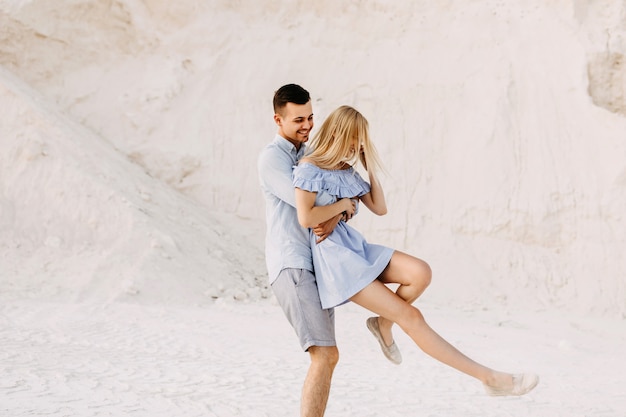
[272,268,336,352]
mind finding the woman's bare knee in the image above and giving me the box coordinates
[417,259,432,288]
[396,305,427,333]
[399,258,432,302]
[383,252,432,289]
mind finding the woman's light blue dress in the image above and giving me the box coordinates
[293,162,394,309]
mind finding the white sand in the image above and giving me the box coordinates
[1,0,626,415]
[2,299,625,416]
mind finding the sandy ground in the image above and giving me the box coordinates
[2,298,624,417]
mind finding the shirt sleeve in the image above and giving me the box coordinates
[258,146,297,208]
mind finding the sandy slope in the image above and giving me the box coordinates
[2,0,626,316]
[0,66,268,305]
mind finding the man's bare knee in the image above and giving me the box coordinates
[309,345,339,368]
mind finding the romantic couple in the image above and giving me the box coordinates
[257,83,539,417]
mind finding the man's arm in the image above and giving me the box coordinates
[312,214,344,243]
[258,148,298,207]
[259,147,343,242]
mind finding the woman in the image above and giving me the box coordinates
[293,105,539,396]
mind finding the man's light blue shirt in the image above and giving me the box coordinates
[258,134,313,284]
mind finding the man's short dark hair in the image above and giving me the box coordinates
[273,84,310,115]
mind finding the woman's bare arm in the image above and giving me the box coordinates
[295,187,356,228]
[359,169,387,216]
[312,214,344,243]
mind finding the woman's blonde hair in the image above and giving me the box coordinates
[306,105,384,175]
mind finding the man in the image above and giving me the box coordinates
[258,84,343,417]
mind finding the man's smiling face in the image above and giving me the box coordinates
[275,101,314,150]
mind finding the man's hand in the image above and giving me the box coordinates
[312,213,343,244]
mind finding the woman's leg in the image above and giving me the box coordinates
[380,250,431,303]
[374,251,432,347]
[351,279,513,387]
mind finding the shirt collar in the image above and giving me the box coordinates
[274,134,306,160]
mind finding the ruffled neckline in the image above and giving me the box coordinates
[293,162,370,198]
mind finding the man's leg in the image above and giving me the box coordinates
[271,269,338,417]
[302,345,338,417]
